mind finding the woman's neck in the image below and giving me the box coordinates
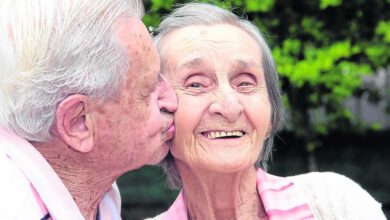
[177,161,267,220]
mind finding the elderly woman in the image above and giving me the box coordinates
[149,3,386,220]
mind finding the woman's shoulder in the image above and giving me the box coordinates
[288,171,365,191]
[286,172,386,220]
[287,172,377,201]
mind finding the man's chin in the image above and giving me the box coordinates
[146,143,170,165]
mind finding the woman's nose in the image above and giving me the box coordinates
[157,76,178,114]
[208,88,243,122]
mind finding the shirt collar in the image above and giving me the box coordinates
[0,127,84,219]
[256,169,314,220]
[161,169,314,220]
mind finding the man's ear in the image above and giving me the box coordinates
[55,95,95,153]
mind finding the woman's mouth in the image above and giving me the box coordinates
[201,130,245,139]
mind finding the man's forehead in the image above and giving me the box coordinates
[113,16,142,39]
[113,16,152,56]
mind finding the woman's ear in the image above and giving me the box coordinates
[55,95,95,153]
[266,124,272,139]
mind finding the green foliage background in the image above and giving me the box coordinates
[118,0,390,219]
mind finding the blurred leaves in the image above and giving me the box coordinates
[123,3,390,217]
[245,0,274,12]
[150,0,174,11]
[144,0,390,159]
[320,0,342,9]
[376,20,390,43]
[118,166,178,205]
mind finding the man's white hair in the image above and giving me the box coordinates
[0,0,143,142]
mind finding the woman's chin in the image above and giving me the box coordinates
[192,158,256,174]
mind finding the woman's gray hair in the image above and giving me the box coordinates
[0,0,143,142]
[154,2,285,189]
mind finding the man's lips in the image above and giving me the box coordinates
[167,123,175,135]
[162,123,175,143]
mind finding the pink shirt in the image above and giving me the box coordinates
[0,127,121,220]
[159,169,314,220]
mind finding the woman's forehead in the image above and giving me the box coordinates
[164,24,254,45]
[160,24,262,69]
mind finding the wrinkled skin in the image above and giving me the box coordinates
[160,24,271,173]
[91,17,178,172]
[158,23,271,220]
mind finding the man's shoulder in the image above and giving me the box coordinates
[145,215,162,220]
[0,151,31,193]
[0,152,46,218]
[287,172,386,219]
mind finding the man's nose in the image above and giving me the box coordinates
[157,76,177,114]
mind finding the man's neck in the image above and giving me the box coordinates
[34,141,117,220]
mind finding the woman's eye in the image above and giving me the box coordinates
[188,82,203,88]
[184,74,211,91]
[232,73,259,93]
[238,82,253,87]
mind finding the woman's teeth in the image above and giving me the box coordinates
[206,131,244,139]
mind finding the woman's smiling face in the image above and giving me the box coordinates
[160,24,272,173]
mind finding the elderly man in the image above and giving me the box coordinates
[0,0,176,219]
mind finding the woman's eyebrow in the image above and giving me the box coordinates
[232,58,262,69]
[176,56,206,71]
